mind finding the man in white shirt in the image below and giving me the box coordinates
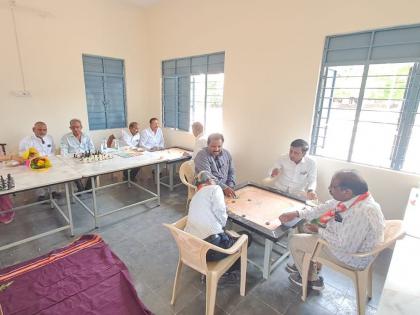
[19,121,55,156]
[60,119,95,192]
[191,122,207,158]
[139,118,164,151]
[279,170,385,291]
[185,171,251,279]
[268,139,317,200]
[120,122,141,181]
[60,119,95,156]
[120,122,140,147]
[19,121,57,200]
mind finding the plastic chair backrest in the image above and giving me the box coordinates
[179,160,197,190]
[372,220,404,255]
[164,216,211,274]
[107,135,115,148]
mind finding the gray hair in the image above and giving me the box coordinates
[69,118,82,127]
[195,170,215,185]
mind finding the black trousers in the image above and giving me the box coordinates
[74,177,94,192]
[205,231,252,272]
[123,167,140,181]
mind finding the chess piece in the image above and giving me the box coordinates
[7,174,14,189]
[0,175,6,191]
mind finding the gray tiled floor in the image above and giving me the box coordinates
[0,177,392,314]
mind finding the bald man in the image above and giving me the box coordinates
[279,170,384,291]
[19,122,57,200]
[19,121,55,156]
[191,122,207,158]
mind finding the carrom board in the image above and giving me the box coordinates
[226,182,306,241]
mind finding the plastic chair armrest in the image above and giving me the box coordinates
[209,235,248,255]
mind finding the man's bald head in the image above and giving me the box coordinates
[33,121,48,138]
[332,170,368,196]
[192,122,204,137]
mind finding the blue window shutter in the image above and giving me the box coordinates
[83,55,127,130]
[84,73,106,130]
[178,76,190,131]
[163,77,177,128]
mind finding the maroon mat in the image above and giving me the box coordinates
[0,235,152,315]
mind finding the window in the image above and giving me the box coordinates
[162,52,224,133]
[82,55,127,130]
[311,25,420,174]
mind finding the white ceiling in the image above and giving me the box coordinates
[122,0,162,7]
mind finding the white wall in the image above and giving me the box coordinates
[145,0,420,219]
[1,0,419,219]
[0,0,151,151]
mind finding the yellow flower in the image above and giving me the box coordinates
[22,147,40,160]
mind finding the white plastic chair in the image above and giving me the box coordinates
[301,220,405,315]
[164,216,248,315]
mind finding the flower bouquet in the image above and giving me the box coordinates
[22,147,52,169]
[29,157,52,169]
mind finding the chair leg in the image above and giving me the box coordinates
[206,273,218,315]
[171,260,183,305]
[367,266,373,299]
[301,253,312,301]
[240,245,248,296]
[355,271,368,315]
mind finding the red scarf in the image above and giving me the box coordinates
[318,192,370,225]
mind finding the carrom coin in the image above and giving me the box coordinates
[241,214,246,217]
[265,221,270,225]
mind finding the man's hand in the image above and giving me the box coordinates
[304,223,319,233]
[271,168,280,177]
[279,211,298,223]
[306,191,318,200]
[223,187,237,198]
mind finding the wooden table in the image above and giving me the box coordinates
[226,182,307,279]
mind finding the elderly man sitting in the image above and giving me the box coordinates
[279,170,384,291]
[185,171,251,283]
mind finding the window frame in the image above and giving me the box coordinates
[310,24,420,173]
[161,52,225,132]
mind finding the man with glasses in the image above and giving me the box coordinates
[60,119,95,192]
[279,170,384,291]
[194,133,236,198]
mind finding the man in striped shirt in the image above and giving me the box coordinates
[279,170,384,291]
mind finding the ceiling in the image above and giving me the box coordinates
[122,0,162,7]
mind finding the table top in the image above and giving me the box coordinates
[226,182,306,241]
[157,147,192,163]
[0,157,82,195]
[376,235,420,315]
[377,187,420,314]
[58,151,167,177]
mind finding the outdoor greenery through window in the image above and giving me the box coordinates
[311,25,420,174]
[162,53,224,134]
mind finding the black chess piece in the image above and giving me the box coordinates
[7,174,15,189]
[0,175,6,191]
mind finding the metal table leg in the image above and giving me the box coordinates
[169,163,174,191]
[263,239,274,279]
[91,177,99,228]
[156,163,161,205]
[65,182,74,236]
